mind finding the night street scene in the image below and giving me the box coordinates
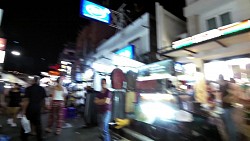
[0,0,250,141]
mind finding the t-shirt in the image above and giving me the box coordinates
[96,89,112,114]
[25,84,47,113]
[53,90,64,101]
[52,87,67,101]
[8,90,22,107]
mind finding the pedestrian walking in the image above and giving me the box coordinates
[45,77,67,135]
[21,76,47,141]
[94,78,112,141]
[0,74,5,127]
[7,83,22,127]
[218,74,238,141]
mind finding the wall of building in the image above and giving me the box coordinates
[184,0,250,35]
[76,21,116,58]
[156,2,186,50]
[94,13,151,60]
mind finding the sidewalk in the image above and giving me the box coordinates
[0,113,129,141]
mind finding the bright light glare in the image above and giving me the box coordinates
[92,62,115,73]
[85,69,94,78]
[140,94,175,101]
[140,102,177,123]
[137,73,172,81]
[41,72,49,76]
[62,79,72,84]
[112,54,144,68]
[28,76,34,79]
[0,50,5,63]
[11,51,21,56]
[61,61,72,65]
[40,83,48,87]
[4,85,12,89]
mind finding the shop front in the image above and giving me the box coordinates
[159,19,250,140]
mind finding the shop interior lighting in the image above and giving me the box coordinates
[137,73,172,81]
[140,102,177,123]
[4,84,12,89]
[28,76,34,79]
[112,53,145,68]
[11,51,21,56]
[41,72,49,76]
[61,61,72,65]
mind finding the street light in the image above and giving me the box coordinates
[11,50,21,56]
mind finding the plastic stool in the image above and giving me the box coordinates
[67,107,76,119]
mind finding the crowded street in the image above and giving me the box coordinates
[0,112,128,141]
[1,0,250,141]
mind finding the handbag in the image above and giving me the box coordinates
[21,116,31,133]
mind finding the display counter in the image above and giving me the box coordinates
[132,92,222,141]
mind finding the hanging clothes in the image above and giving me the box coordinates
[126,70,138,91]
[111,90,125,120]
[125,91,137,113]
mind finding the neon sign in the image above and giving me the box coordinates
[80,0,111,24]
[173,20,250,49]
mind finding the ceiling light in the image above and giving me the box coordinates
[11,51,21,56]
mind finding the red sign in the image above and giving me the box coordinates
[49,64,60,70]
[0,38,6,50]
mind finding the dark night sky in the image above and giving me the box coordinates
[0,0,185,75]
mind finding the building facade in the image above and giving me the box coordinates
[184,0,250,35]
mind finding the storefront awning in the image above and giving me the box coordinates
[159,20,250,63]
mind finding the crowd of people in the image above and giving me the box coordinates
[0,75,112,141]
[182,74,248,141]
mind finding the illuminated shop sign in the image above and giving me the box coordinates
[80,0,111,24]
[115,45,135,59]
[173,20,250,49]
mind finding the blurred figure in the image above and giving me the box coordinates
[45,77,67,135]
[21,76,47,141]
[194,68,208,104]
[206,81,216,108]
[186,85,195,101]
[0,75,5,127]
[7,83,22,127]
[94,78,112,141]
[218,74,237,141]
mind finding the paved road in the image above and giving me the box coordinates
[0,113,107,141]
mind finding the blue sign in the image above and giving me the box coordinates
[80,0,111,24]
[115,45,135,59]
